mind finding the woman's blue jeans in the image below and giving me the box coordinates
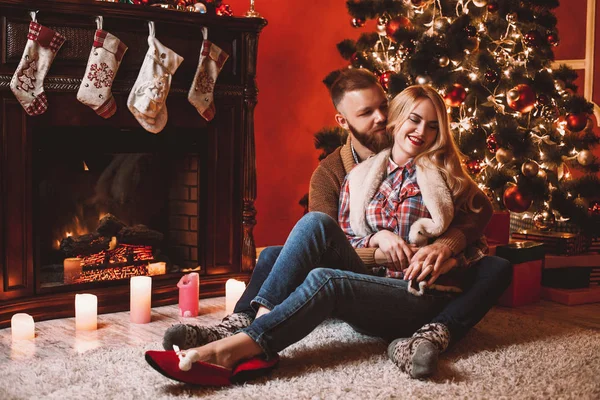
[236,212,454,356]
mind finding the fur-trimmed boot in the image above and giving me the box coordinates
[387,322,450,379]
[162,312,253,350]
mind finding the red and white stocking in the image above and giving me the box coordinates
[10,14,66,116]
[127,22,183,134]
[77,17,128,119]
[188,29,229,121]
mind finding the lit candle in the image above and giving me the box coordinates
[147,261,166,276]
[130,276,152,324]
[75,294,97,331]
[64,257,82,283]
[225,279,245,314]
[11,313,35,340]
[178,272,199,317]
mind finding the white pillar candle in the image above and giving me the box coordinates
[64,257,82,283]
[130,276,152,324]
[225,279,246,314]
[147,261,166,276]
[11,313,35,340]
[75,294,98,331]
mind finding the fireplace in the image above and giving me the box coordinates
[34,126,203,287]
[0,0,266,327]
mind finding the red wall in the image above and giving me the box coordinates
[227,0,361,246]
[227,0,600,247]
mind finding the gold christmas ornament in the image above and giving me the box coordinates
[521,160,539,177]
[533,208,555,231]
[438,55,450,67]
[495,148,514,164]
[577,149,593,166]
[416,75,431,84]
[473,0,488,6]
[537,168,547,181]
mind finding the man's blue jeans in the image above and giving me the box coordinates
[234,212,512,346]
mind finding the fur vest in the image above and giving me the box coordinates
[346,149,454,247]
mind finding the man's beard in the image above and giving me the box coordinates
[348,122,392,153]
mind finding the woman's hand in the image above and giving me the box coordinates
[370,230,415,271]
[405,258,457,286]
[405,242,456,285]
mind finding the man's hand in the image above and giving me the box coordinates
[370,230,415,271]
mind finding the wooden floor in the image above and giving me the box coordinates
[1,297,599,364]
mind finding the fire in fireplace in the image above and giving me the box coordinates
[59,214,162,284]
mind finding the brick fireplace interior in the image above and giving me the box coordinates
[34,126,203,287]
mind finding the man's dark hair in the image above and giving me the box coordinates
[328,68,382,110]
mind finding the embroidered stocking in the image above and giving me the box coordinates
[127,22,183,134]
[10,17,66,116]
[188,32,228,121]
[77,21,127,119]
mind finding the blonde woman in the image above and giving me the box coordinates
[339,85,493,378]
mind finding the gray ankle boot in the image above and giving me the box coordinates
[387,323,450,379]
[162,312,253,350]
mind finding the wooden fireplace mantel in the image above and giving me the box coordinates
[0,0,267,327]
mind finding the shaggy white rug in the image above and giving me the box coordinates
[1,306,599,400]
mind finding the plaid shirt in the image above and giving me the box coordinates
[338,157,430,248]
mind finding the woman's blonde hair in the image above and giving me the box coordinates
[386,85,481,212]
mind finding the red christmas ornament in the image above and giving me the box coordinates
[486,134,498,153]
[444,84,467,107]
[566,113,588,132]
[589,201,600,216]
[503,185,532,213]
[386,16,413,40]
[216,4,233,16]
[379,71,394,90]
[487,2,499,12]
[506,84,536,113]
[524,30,542,47]
[546,32,559,46]
[465,159,484,175]
[351,17,365,28]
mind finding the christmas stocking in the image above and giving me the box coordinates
[188,35,229,121]
[127,22,183,134]
[10,18,66,116]
[77,25,128,119]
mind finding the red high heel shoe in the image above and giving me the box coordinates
[145,350,279,386]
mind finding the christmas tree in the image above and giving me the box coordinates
[319,0,600,236]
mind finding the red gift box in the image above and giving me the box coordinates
[496,241,545,307]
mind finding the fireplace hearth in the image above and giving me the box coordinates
[0,0,266,327]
